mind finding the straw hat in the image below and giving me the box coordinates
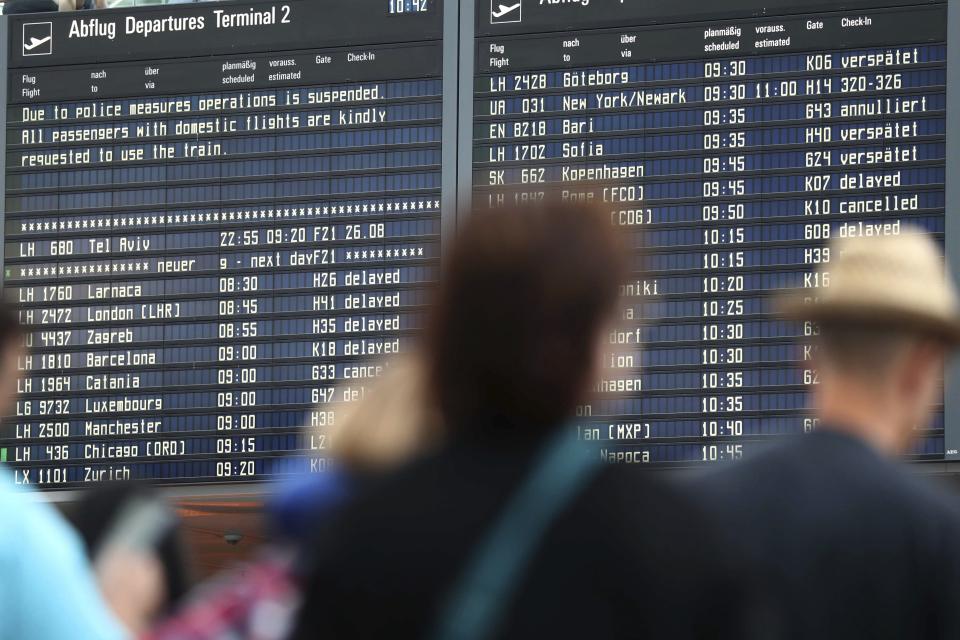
[778,230,960,345]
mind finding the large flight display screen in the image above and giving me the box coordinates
[0,0,954,487]
[473,0,948,465]
[0,0,444,487]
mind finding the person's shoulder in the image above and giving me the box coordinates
[566,465,756,602]
[576,464,718,536]
[695,432,901,495]
[582,463,678,501]
[692,432,960,527]
[691,438,810,500]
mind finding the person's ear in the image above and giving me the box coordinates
[897,341,942,398]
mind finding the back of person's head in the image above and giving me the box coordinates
[428,199,627,437]
[781,230,960,449]
[815,324,925,381]
[810,232,957,379]
[815,319,947,449]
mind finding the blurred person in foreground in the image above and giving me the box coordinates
[0,301,158,639]
[68,482,191,623]
[144,355,441,640]
[696,231,960,639]
[271,353,442,542]
[292,200,759,639]
[2,0,57,14]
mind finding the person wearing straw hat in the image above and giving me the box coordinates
[696,229,960,639]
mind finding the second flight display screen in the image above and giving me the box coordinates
[473,0,947,465]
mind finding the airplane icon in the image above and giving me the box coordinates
[491,0,521,23]
[22,22,53,56]
[23,36,51,52]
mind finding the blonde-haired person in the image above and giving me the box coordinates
[323,353,443,472]
[269,352,443,542]
[143,355,443,640]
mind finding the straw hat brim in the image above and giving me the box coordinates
[778,293,960,346]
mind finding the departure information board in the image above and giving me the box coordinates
[473,0,948,465]
[0,0,955,487]
[0,0,445,487]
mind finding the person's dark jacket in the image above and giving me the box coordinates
[3,0,57,14]
[293,435,761,639]
[695,429,960,639]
